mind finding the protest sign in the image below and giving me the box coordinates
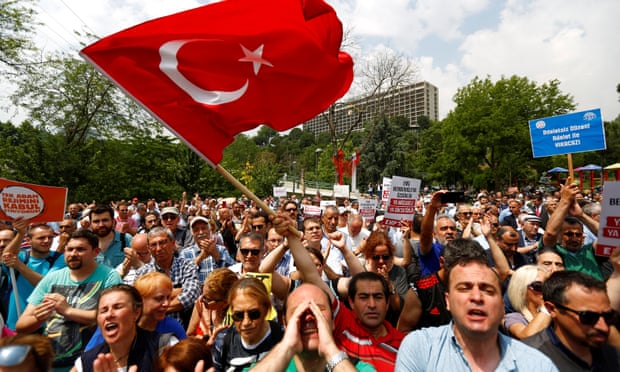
[529,108,606,158]
[273,186,287,198]
[596,181,620,257]
[358,199,377,224]
[383,176,420,227]
[0,178,67,222]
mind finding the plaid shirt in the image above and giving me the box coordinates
[181,243,236,283]
[133,256,201,324]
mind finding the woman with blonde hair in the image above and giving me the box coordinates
[504,264,552,339]
[211,277,283,372]
[85,273,185,351]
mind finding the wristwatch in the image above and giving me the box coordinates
[326,351,348,372]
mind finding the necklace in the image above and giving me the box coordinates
[113,334,137,367]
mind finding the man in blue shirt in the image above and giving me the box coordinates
[396,255,558,371]
[1,220,65,330]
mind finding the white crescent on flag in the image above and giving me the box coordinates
[159,40,249,106]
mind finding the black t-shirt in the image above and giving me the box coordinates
[412,272,451,329]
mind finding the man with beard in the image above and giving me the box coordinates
[419,191,457,277]
[250,283,374,372]
[89,204,132,269]
[524,270,620,370]
[1,220,65,331]
[395,253,557,371]
[16,229,122,370]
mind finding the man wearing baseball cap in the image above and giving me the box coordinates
[181,216,236,283]
[160,207,194,250]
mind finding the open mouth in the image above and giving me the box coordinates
[467,309,487,318]
[301,318,318,335]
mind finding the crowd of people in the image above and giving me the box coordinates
[1,176,620,371]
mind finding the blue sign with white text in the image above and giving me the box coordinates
[529,108,606,158]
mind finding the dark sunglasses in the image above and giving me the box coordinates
[528,281,543,293]
[251,224,264,230]
[0,344,31,367]
[461,212,472,216]
[491,223,500,227]
[231,309,262,322]
[161,214,177,221]
[564,232,583,238]
[285,208,298,212]
[240,248,261,256]
[554,303,617,326]
[371,254,391,261]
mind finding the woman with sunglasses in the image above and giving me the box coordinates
[503,265,552,339]
[211,277,283,372]
[187,268,239,346]
[0,334,54,372]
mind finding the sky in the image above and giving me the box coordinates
[4,0,619,124]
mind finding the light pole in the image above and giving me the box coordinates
[292,161,297,194]
[315,148,323,192]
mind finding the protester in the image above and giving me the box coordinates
[395,252,558,371]
[73,284,176,372]
[16,229,122,370]
[211,277,283,372]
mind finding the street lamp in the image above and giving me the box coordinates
[315,148,323,191]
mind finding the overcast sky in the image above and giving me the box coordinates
[8,0,620,123]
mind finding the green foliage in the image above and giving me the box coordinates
[0,0,37,70]
[437,75,575,190]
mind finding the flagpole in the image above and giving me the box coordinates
[9,267,21,317]
[215,164,301,237]
[568,153,574,181]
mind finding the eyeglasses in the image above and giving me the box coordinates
[251,224,264,230]
[285,208,297,213]
[201,296,224,308]
[491,223,500,227]
[161,214,177,221]
[564,232,583,238]
[232,308,262,322]
[461,212,472,216]
[0,344,31,367]
[371,254,391,261]
[528,281,543,293]
[240,248,261,256]
[554,303,617,326]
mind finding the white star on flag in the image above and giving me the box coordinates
[239,44,274,75]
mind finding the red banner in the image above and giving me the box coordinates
[0,178,67,222]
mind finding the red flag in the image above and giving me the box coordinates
[80,0,353,166]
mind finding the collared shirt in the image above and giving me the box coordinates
[523,326,620,371]
[545,242,603,280]
[395,322,558,372]
[333,298,404,372]
[133,256,201,324]
[181,243,236,283]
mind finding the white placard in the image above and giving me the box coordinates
[383,176,420,227]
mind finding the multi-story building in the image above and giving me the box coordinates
[302,81,439,136]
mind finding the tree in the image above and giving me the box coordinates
[12,53,161,146]
[0,0,37,71]
[323,49,418,184]
[440,76,575,190]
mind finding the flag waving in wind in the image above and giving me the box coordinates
[81,0,353,166]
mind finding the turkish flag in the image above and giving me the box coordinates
[80,0,353,166]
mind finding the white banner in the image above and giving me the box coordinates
[383,176,420,227]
